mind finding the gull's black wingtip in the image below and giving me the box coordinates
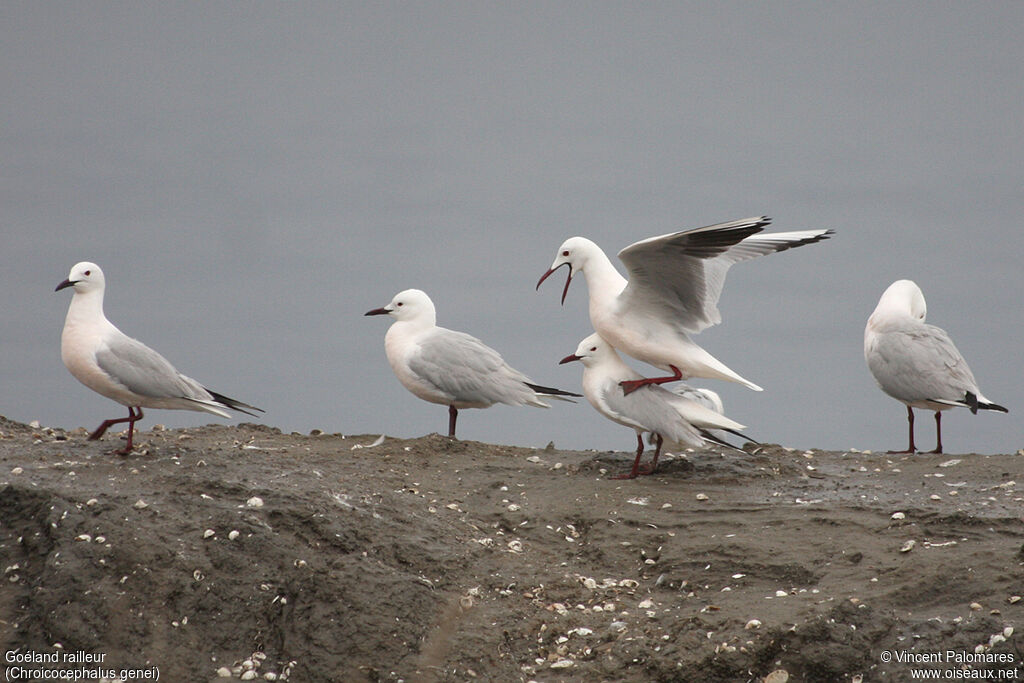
[208,390,265,417]
[525,382,583,398]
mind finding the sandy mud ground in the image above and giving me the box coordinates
[0,416,1021,682]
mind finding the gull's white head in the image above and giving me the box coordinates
[536,236,601,305]
[55,262,105,295]
[559,332,617,368]
[364,288,437,324]
[873,279,927,322]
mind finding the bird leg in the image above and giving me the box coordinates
[619,365,683,396]
[887,405,917,454]
[926,411,943,454]
[89,406,144,455]
[447,405,458,439]
[638,434,664,476]
[611,434,646,480]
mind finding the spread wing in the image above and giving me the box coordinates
[617,216,832,334]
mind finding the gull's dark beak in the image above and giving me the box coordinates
[55,278,76,292]
[558,353,581,365]
[364,307,390,316]
[536,263,572,305]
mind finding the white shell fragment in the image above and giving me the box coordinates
[899,540,916,553]
[246,496,264,508]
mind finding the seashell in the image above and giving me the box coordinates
[203,529,216,539]
[745,619,762,630]
[246,496,264,508]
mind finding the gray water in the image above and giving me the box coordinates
[4,3,1022,454]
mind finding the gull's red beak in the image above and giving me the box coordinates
[558,353,581,365]
[536,263,572,305]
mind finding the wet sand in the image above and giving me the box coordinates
[0,416,1021,682]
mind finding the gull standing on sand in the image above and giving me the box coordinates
[56,262,263,454]
[560,333,749,479]
[864,279,1007,454]
[365,289,580,438]
[538,216,832,393]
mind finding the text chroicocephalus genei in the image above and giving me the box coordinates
[538,216,833,393]
[559,333,749,479]
[55,262,263,454]
[365,289,580,438]
[864,279,1007,454]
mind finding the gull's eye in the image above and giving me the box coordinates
[84,270,91,276]
[396,302,403,307]
[590,346,597,352]
[561,250,570,257]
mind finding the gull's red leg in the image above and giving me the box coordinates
[926,411,943,454]
[887,405,917,454]
[611,433,645,480]
[619,365,683,396]
[639,434,664,475]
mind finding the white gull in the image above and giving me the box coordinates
[538,216,832,393]
[560,333,750,479]
[864,279,1007,454]
[365,288,579,438]
[55,262,262,454]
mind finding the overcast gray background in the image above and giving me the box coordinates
[3,3,1021,455]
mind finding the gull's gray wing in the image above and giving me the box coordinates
[617,217,832,334]
[599,380,704,448]
[408,328,536,406]
[96,334,212,402]
[867,321,980,405]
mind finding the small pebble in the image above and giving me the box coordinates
[745,619,762,630]
[133,500,149,510]
[216,667,232,678]
[246,496,264,508]
[970,602,983,611]
[203,529,216,539]
[695,493,709,501]
[228,530,240,541]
